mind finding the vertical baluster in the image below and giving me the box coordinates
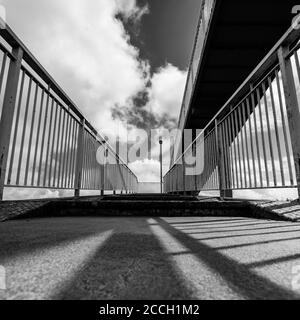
[268,76,285,186]
[61,110,69,188]
[241,102,251,188]
[53,106,62,187]
[31,89,44,186]
[221,121,230,191]
[234,108,243,189]
[62,111,70,188]
[74,119,84,197]
[230,110,239,189]
[275,70,294,185]
[237,106,247,188]
[48,102,58,187]
[43,98,55,187]
[67,119,75,189]
[16,76,32,185]
[250,86,263,187]
[37,91,50,186]
[206,133,211,189]
[7,70,25,185]
[262,82,277,186]
[82,132,87,189]
[224,117,233,191]
[71,123,79,189]
[57,109,66,188]
[257,87,269,187]
[24,81,39,186]
[246,98,257,188]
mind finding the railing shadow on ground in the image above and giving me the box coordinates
[52,217,300,300]
[52,219,194,300]
[2,216,300,299]
[0,218,114,262]
[153,217,300,300]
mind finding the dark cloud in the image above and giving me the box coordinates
[112,1,190,134]
[122,0,201,72]
[132,88,150,108]
[111,89,177,131]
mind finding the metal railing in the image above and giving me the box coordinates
[172,0,215,163]
[0,25,138,200]
[164,25,300,198]
[170,0,215,167]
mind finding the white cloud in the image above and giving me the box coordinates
[4,187,61,200]
[129,159,169,182]
[147,64,186,119]
[234,189,298,201]
[3,0,149,135]
[115,0,149,21]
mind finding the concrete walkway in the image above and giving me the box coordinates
[1,216,300,300]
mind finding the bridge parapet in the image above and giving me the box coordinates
[177,0,215,132]
[171,0,215,163]
[0,24,138,200]
[165,25,300,200]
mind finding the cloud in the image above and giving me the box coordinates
[200,189,299,201]
[3,0,150,135]
[111,63,187,131]
[149,64,187,119]
[234,188,298,201]
[115,0,149,22]
[129,159,169,182]
[4,187,62,200]
[4,0,186,149]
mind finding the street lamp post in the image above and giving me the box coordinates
[159,137,163,194]
[101,140,107,196]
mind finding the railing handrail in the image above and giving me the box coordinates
[175,0,206,128]
[199,25,300,137]
[175,0,216,133]
[166,24,300,177]
[0,24,137,180]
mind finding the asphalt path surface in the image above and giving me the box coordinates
[1,216,300,300]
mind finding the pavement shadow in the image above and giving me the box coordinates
[216,235,300,250]
[0,218,114,261]
[156,218,300,300]
[53,220,194,300]
[170,218,248,225]
[184,221,295,230]
[187,224,300,235]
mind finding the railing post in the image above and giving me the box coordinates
[100,153,104,196]
[278,46,300,200]
[159,137,163,194]
[215,119,226,200]
[223,109,233,199]
[182,155,186,195]
[0,47,23,201]
[181,132,186,195]
[101,146,107,196]
[216,118,233,199]
[74,118,85,197]
[100,154,105,196]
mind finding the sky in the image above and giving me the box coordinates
[1,0,202,188]
[122,0,201,71]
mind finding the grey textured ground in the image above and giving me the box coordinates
[1,216,300,300]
